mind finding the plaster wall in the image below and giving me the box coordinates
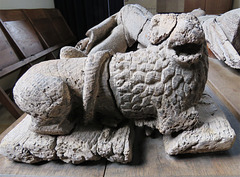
[0,0,54,9]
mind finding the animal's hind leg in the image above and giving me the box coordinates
[13,72,73,135]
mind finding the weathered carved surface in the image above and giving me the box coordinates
[117,4,153,47]
[56,123,133,164]
[60,4,153,58]
[110,13,208,134]
[0,4,236,165]
[148,14,177,45]
[88,24,128,55]
[97,124,133,163]
[82,51,113,123]
[163,93,236,155]
[13,57,86,135]
[14,11,209,136]
[190,8,206,17]
[60,46,87,59]
[216,9,240,55]
[13,51,114,135]
[56,124,102,164]
[198,8,240,69]
[85,14,118,54]
[0,115,133,164]
[0,115,56,163]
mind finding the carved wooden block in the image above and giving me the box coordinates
[56,123,133,164]
[163,93,236,155]
[0,4,236,164]
[0,115,56,163]
[198,8,240,69]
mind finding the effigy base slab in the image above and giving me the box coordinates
[163,93,236,155]
[0,92,236,163]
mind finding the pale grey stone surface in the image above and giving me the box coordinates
[55,123,133,164]
[0,115,133,164]
[163,93,236,155]
[199,8,240,69]
[88,24,128,55]
[13,51,114,135]
[60,46,87,59]
[82,51,113,123]
[85,14,118,53]
[148,14,177,45]
[75,37,89,50]
[0,115,56,163]
[13,58,86,135]
[111,13,208,134]
[13,7,208,137]
[0,4,236,165]
[116,4,153,47]
[216,9,240,55]
[191,8,206,17]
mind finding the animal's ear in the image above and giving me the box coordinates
[148,14,177,45]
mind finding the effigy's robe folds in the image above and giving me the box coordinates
[0,4,236,164]
[196,8,240,69]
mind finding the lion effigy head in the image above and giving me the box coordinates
[148,13,206,66]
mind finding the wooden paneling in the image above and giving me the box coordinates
[0,39,73,78]
[184,0,233,14]
[0,87,22,119]
[0,9,76,119]
[184,0,205,12]
[0,10,44,58]
[24,9,63,47]
[0,26,19,70]
[207,46,240,120]
[205,0,233,14]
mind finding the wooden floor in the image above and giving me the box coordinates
[208,57,240,121]
[0,86,240,177]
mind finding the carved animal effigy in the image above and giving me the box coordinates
[0,4,236,164]
[13,13,207,135]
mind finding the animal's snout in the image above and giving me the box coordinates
[148,13,205,65]
[167,13,205,65]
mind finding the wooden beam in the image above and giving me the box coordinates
[0,87,23,119]
[0,20,25,59]
[22,9,57,59]
[0,40,73,78]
